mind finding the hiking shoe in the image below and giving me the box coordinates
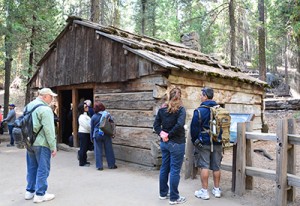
[159,192,170,200]
[169,196,186,205]
[212,188,221,198]
[25,191,34,200]
[33,193,55,203]
[194,189,209,200]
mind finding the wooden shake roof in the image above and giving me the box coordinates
[35,16,267,87]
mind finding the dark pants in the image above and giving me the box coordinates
[8,125,14,145]
[78,132,90,166]
[94,135,116,169]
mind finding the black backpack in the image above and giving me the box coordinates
[13,104,45,150]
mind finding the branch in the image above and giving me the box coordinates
[205,6,229,37]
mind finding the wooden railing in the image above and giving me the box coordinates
[221,119,300,206]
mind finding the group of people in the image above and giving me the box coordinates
[77,99,117,170]
[153,87,223,205]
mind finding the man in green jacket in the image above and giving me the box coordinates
[24,88,57,203]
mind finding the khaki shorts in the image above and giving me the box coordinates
[194,145,223,171]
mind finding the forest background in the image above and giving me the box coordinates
[0,0,300,116]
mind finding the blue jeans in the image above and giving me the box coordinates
[8,124,14,145]
[93,135,116,169]
[159,141,185,201]
[26,146,51,196]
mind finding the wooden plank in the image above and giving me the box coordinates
[72,89,79,147]
[111,41,126,82]
[126,52,139,80]
[288,134,300,145]
[113,127,157,149]
[95,92,155,110]
[110,109,155,128]
[288,174,300,188]
[287,119,296,202]
[275,119,288,206]
[245,166,276,181]
[245,122,253,190]
[246,132,277,141]
[100,37,113,82]
[138,58,152,77]
[235,122,246,196]
[113,144,154,167]
[123,45,177,70]
[153,85,167,99]
[221,162,232,172]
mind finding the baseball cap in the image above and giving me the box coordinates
[38,88,57,97]
[201,87,214,99]
[9,104,15,107]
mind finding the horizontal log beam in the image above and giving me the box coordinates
[246,132,277,141]
[288,134,300,145]
[221,162,232,172]
[245,166,276,181]
[288,174,300,188]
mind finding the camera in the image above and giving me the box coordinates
[193,139,203,150]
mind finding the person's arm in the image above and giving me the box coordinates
[153,109,162,135]
[190,109,200,144]
[3,110,13,122]
[40,108,56,152]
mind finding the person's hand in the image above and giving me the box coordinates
[160,131,169,142]
[51,149,57,158]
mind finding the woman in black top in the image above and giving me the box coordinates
[153,87,187,205]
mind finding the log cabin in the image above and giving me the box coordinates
[28,16,268,167]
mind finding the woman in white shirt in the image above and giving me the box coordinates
[78,102,91,166]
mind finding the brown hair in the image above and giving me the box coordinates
[93,100,106,113]
[167,87,182,113]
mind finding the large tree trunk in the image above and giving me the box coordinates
[141,0,146,35]
[4,1,13,117]
[90,0,100,23]
[25,15,36,104]
[284,35,289,85]
[297,37,300,73]
[100,0,105,25]
[229,0,236,66]
[258,0,266,81]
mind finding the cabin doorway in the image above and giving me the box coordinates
[58,88,94,146]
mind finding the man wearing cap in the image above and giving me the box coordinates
[190,87,223,200]
[2,103,16,147]
[24,88,57,203]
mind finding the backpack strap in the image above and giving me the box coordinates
[199,105,214,152]
[26,104,47,138]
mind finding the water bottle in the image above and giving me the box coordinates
[98,129,104,136]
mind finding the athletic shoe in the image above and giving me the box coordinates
[159,192,170,200]
[33,193,55,203]
[25,191,34,200]
[169,196,186,205]
[194,189,209,200]
[212,188,221,198]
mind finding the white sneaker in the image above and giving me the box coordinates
[169,196,186,205]
[212,188,221,198]
[33,193,55,203]
[25,191,34,200]
[159,192,170,200]
[194,189,209,200]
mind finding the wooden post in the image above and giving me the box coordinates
[287,119,296,202]
[184,125,198,179]
[72,89,79,147]
[275,119,288,206]
[235,122,246,196]
[231,144,236,192]
[245,121,253,190]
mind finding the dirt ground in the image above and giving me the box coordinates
[1,88,299,205]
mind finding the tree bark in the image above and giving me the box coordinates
[229,0,236,66]
[25,15,36,104]
[284,35,289,85]
[258,0,266,81]
[141,0,146,35]
[90,0,100,23]
[4,0,13,117]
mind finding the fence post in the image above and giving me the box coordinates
[235,122,246,195]
[275,119,288,206]
[245,121,253,190]
[287,119,296,202]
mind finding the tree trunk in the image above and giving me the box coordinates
[258,0,266,81]
[4,1,13,117]
[90,0,100,23]
[141,0,146,35]
[112,0,120,27]
[229,0,236,66]
[100,0,105,25]
[25,15,36,104]
[298,37,300,73]
[284,35,289,85]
